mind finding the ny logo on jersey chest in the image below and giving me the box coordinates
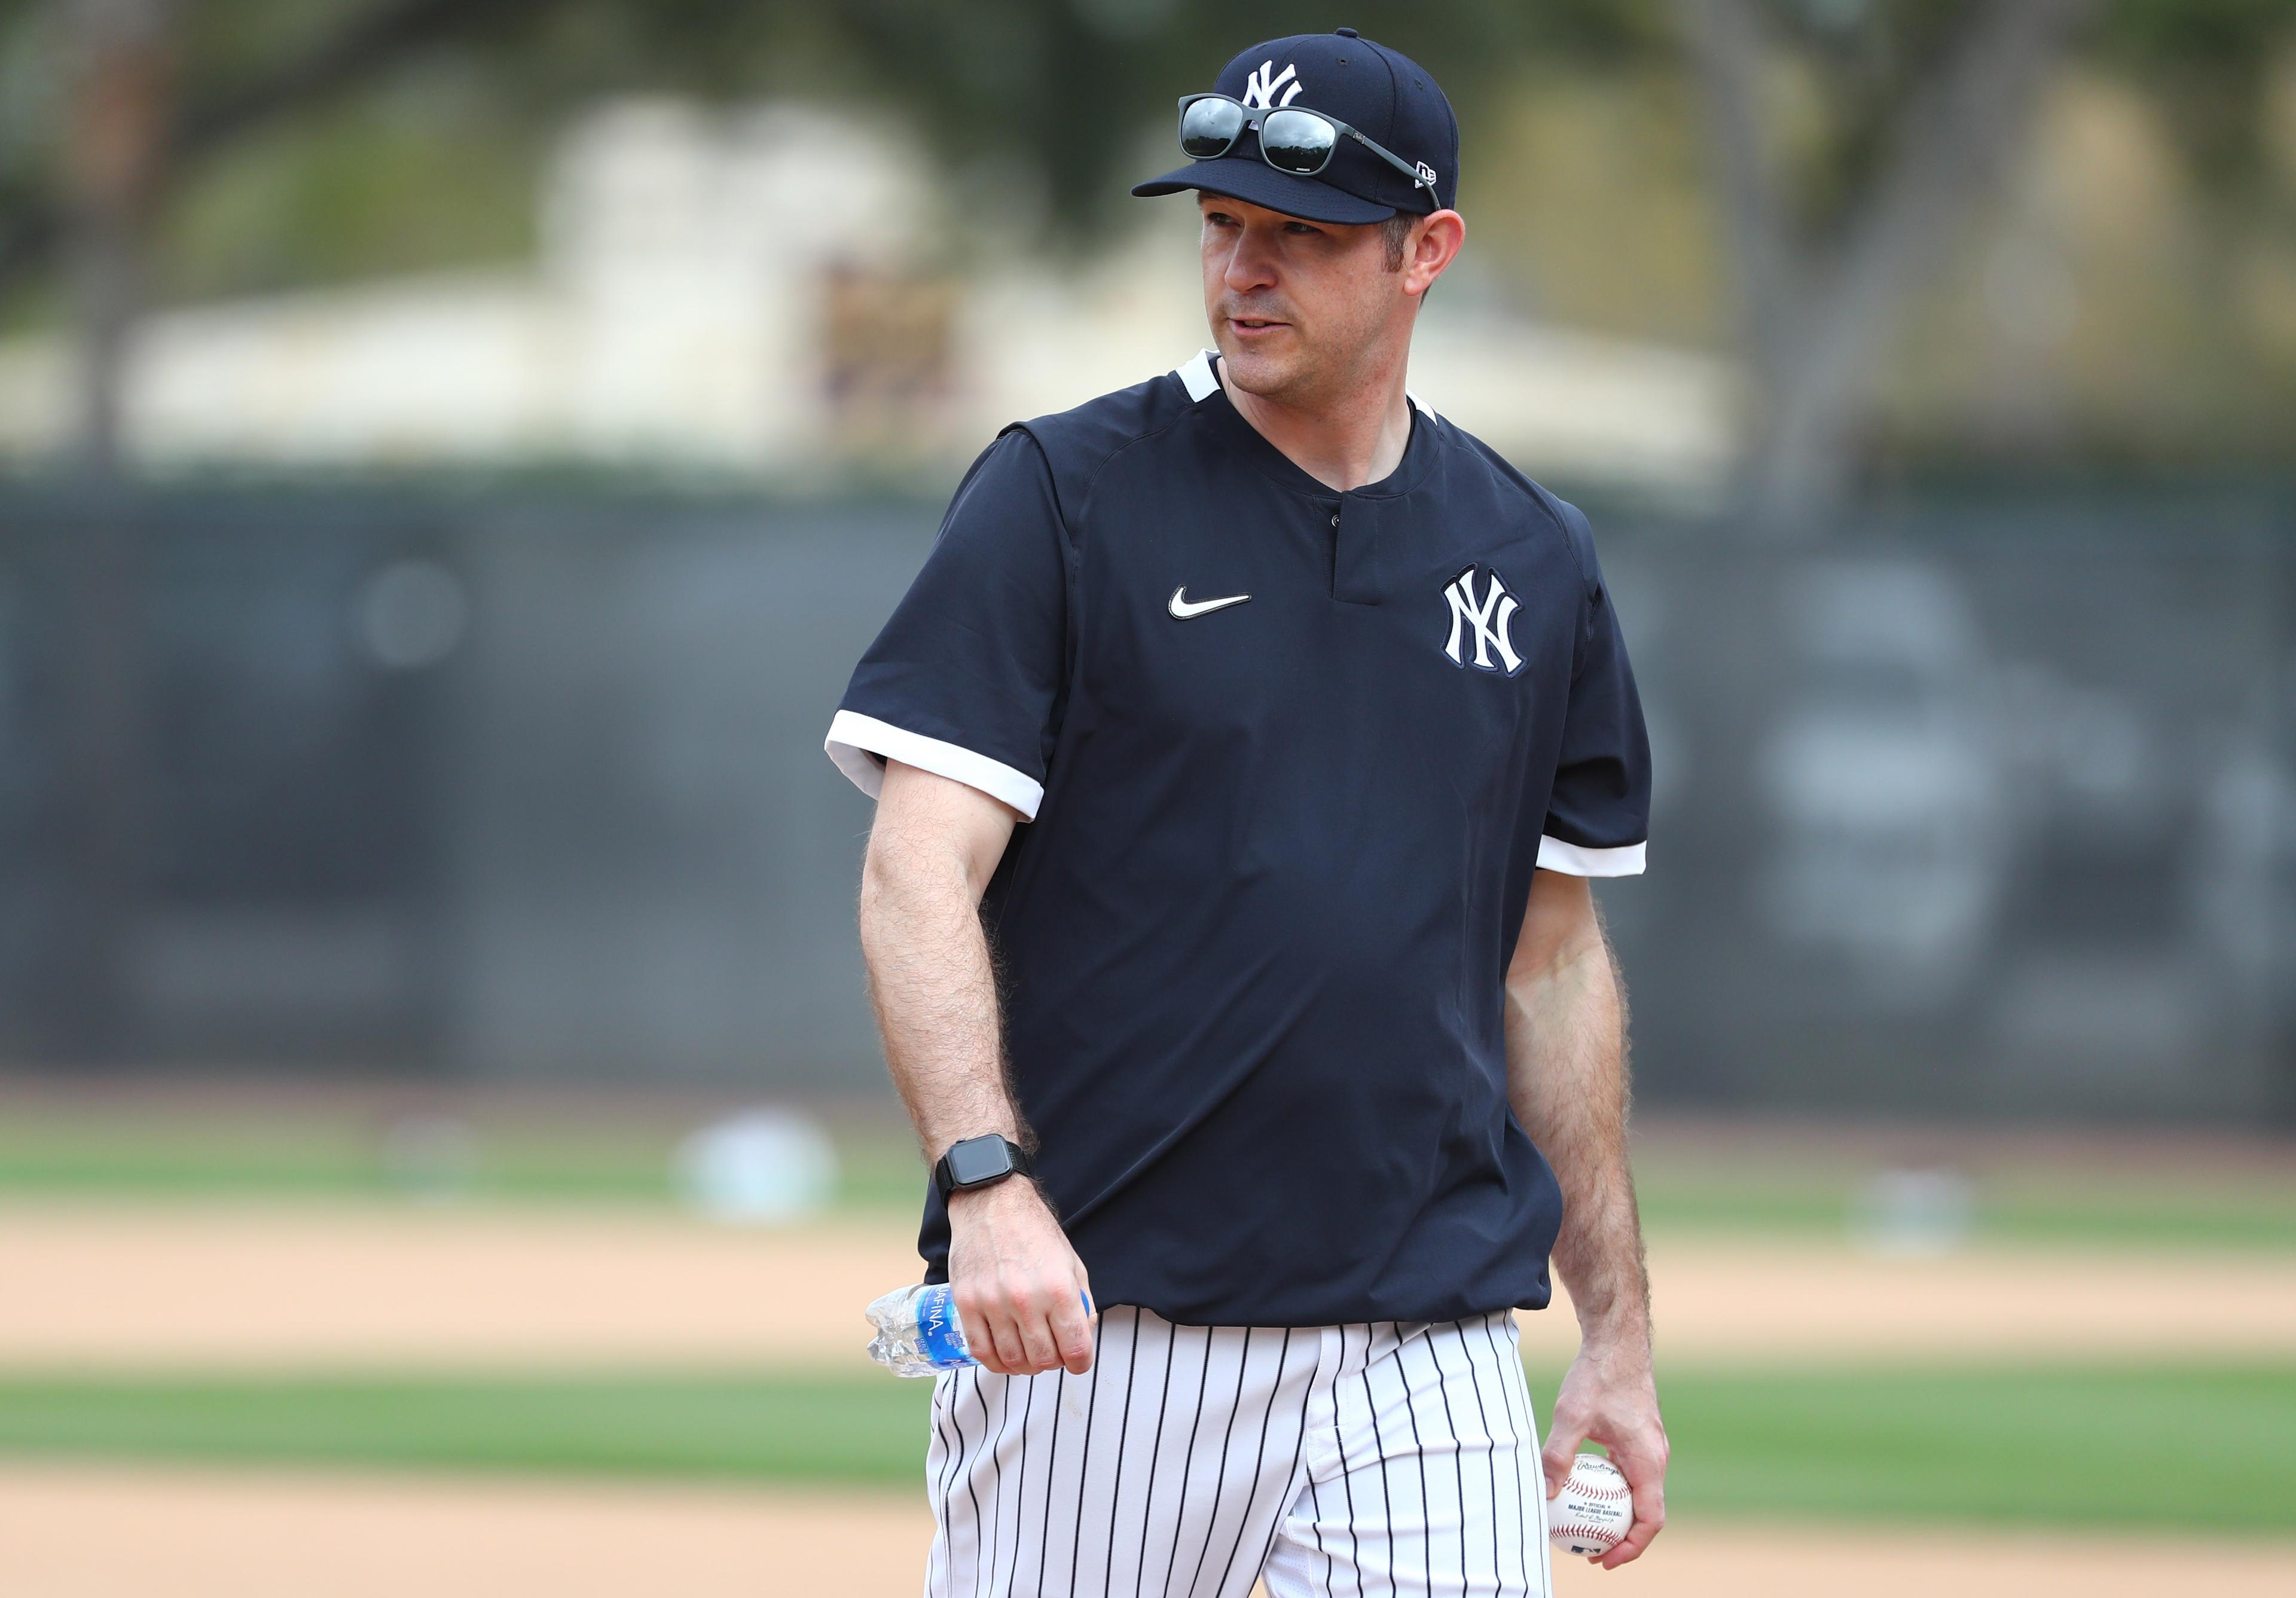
[1442,565,1524,676]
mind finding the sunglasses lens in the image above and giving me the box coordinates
[1259,109,1336,174]
[1180,99,1244,158]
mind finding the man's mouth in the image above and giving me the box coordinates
[1231,316,1289,335]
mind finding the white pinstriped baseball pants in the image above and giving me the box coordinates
[923,1307,1554,1598]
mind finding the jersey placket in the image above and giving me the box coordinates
[1330,495,1393,606]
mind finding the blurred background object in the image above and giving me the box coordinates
[672,1105,835,1224]
[0,0,2287,1115]
[1848,1165,1977,1257]
[376,1108,477,1199]
[0,2,2291,1594]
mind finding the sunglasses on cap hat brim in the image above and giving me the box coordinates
[1176,93,1437,210]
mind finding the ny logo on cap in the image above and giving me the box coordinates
[1443,566,1524,676]
[1241,60,1304,109]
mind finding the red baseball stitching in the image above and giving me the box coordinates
[1550,1523,1624,1547]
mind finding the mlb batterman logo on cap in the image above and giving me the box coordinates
[1131,28,1460,224]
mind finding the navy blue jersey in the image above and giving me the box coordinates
[827,350,1651,1326]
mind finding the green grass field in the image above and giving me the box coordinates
[0,1364,2288,1533]
[4,1103,2294,1251]
[4,1094,2290,1542]
[0,1104,929,1210]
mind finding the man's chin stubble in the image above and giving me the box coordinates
[1220,338,1314,403]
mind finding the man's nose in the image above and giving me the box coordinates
[1221,229,1278,294]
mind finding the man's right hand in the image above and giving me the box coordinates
[947,1178,1096,1377]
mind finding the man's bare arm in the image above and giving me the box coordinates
[1504,868,1666,1568]
[858,758,1094,1377]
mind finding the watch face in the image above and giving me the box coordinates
[945,1136,1013,1188]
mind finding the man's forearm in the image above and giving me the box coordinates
[1504,891,1649,1351]
[859,824,1024,1161]
[856,763,1094,1376]
[1506,873,1668,1559]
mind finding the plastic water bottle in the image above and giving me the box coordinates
[865,1283,976,1377]
[864,1282,1097,1376]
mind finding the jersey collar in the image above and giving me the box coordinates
[1174,349,1436,501]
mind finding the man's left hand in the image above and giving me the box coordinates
[1542,1341,1667,1569]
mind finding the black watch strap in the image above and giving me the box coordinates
[933,1134,1032,1198]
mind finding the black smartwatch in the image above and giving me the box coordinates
[933,1134,1032,1198]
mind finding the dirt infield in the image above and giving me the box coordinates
[0,1466,929,1597]
[0,1204,918,1370]
[0,1464,2288,1597]
[2,1200,2288,1371]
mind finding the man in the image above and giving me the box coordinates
[825,29,1665,1598]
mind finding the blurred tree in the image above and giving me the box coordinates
[0,0,567,322]
[1681,0,2097,532]
[1,0,575,1061]
[1679,0,2295,528]
[44,0,175,1059]
[62,0,173,478]
[0,0,2288,468]
[0,0,1668,315]
[0,0,2283,1062]
[2092,0,2295,184]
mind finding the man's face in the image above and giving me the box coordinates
[1198,193,1412,407]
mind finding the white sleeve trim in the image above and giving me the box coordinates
[825,710,1045,821]
[1537,835,1647,877]
[1176,348,1220,401]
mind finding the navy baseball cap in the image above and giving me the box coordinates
[1132,29,1459,224]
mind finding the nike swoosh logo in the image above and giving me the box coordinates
[1168,586,1251,620]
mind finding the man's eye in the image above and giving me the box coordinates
[1284,221,1320,235]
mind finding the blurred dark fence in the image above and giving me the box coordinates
[0,480,2290,1121]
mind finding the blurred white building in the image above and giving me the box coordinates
[0,99,1736,490]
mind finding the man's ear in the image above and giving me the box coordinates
[1405,211,1465,299]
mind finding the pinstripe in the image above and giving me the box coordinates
[942,1377,966,1597]
[1393,1331,1432,1593]
[1359,1357,1395,1598]
[1488,1313,1524,1598]
[1180,1326,1253,1598]
[1506,1314,1555,1598]
[1012,1373,1039,1597]
[1210,1326,1293,1598]
[1510,1312,1546,1598]
[1475,1316,1531,1595]
[1423,1329,1470,1596]
[1333,1326,1365,1598]
[1067,1315,1109,1597]
[1241,1327,1314,1596]
[1132,1316,1180,1598]
[1098,1309,1143,1598]
[1308,1474,1335,1593]
[1504,1312,1543,1581]
[1159,1324,1217,1598]
[954,1368,987,1597]
[978,1369,1008,1598]
[927,1306,1555,1598]
[930,1376,963,1598]
[1434,1322,1500,1593]
[1166,1322,1221,1598]
[1462,1319,1503,1598]
[1036,1362,1065,1596]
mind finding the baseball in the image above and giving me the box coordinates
[1548,1453,1634,1559]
